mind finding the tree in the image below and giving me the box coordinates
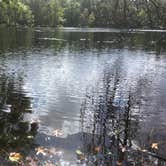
[0,0,33,26]
[88,12,95,27]
[64,0,81,26]
[1,0,166,28]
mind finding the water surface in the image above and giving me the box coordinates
[0,27,166,165]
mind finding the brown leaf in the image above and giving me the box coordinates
[116,161,122,166]
[75,150,85,161]
[45,161,54,166]
[151,143,158,150]
[35,147,47,156]
[52,129,63,137]
[94,146,100,153]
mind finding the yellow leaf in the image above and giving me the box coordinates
[151,143,158,150]
[75,150,83,156]
[9,152,22,162]
[75,150,85,161]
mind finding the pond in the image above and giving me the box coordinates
[0,27,166,165]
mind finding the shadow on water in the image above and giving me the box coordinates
[0,74,38,165]
[78,63,166,165]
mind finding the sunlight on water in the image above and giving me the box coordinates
[0,27,166,165]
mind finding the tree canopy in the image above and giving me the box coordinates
[0,0,166,28]
[0,0,34,26]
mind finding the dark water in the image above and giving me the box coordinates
[0,27,166,165]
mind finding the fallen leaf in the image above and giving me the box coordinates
[151,143,158,150]
[94,146,100,153]
[76,150,83,156]
[75,150,85,161]
[116,161,122,166]
[35,147,47,156]
[52,129,63,137]
[9,152,22,162]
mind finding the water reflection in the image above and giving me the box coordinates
[0,27,166,165]
[81,52,166,164]
[0,74,38,165]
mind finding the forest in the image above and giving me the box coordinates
[0,0,166,28]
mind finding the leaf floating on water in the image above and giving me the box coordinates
[75,150,85,161]
[94,146,100,153]
[35,147,47,156]
[151,143,158,150]
[116,161,122,166]
[76,150,83,156]
[9,152,22,162]
[52,129,63,137]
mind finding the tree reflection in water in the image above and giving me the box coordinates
[0,74,37,164]
[0,28,166,165]
[80,65,166,166]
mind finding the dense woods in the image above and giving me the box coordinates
[0,0,166,28]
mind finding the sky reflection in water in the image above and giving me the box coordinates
[0,27,166,165]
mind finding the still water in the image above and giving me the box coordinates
[0,27,166,165]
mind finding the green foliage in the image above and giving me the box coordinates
[80,8,89,26]
[88,12,95,27]
[64,0,81,26]
[42,0,64,26]
[1,0,166,28]
[0,0,34,26]
[25,0,64,26]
